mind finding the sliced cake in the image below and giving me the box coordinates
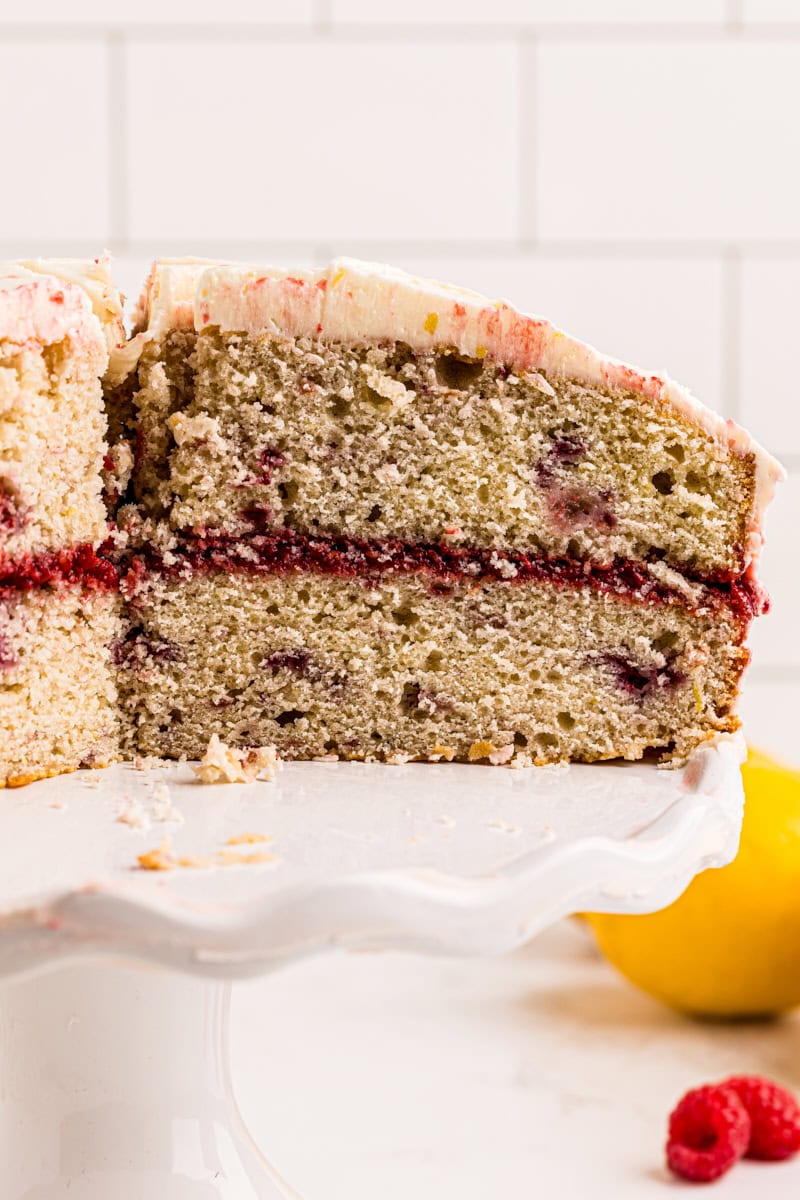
[0,260,123,786]
[112,258,783,767]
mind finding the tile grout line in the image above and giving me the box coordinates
[5,24,800,43]
[4,236,800,260]
[726,0,744,32]
[517,34,537,250]
[720,248,742,421]
[106,30,129,256]
[6,238,800,263]
[312,0,332,34]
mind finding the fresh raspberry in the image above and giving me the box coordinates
[723,1076,800,1161]
[666,1085,751,1183]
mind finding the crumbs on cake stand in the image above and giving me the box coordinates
[137,832,277,872]
[117,779,184,831]
[191,733,281,784]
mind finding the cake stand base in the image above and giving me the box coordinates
[0,960,297,1199]
[0,737,746,1197]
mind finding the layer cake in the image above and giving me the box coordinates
[109,259,782,768]
[0,256,784,781]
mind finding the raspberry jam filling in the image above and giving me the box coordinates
[0,544,118,595]
[125,528,767,628]
[0,530,766,633]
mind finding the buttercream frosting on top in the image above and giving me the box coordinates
[133,257,224,338]
[0,262,107,368]
[18,255,126,357]
[133,256,784,566]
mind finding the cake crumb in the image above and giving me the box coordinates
[488,743,515,765]
[137,834,277,872]
[217,847,277,866]
[137,837,176,870]
[487,819,521,835]
[192,733,281,784]
[136,836,214,871]
[468,740,495,762]
[149,780,184,825]
[429,744,456,762]
[133,754,166,771]
[118,797,152,831]
[226,832,273,846]
[385,752,413,766]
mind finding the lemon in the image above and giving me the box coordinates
[586,748,800,1017]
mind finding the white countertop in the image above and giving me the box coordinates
[232,920,800,1199]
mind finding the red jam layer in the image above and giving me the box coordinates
[124,529,767,629]
[0,544,118,596]
[0,530,767,632]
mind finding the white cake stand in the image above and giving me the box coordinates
[0,733,745,1199]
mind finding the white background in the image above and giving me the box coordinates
[3,8,799,1196]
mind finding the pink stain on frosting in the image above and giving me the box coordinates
[0,271,102,350]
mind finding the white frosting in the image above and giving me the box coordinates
[133,256,785,566]
[134,257,224,337]
[112,258,226,387]
[17,256,125,359]
[0,260,110,370]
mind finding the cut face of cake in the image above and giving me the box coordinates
[113,258,783,766]
[0,253,782,784]
[0,261,123,786]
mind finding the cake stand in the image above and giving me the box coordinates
[0,733,745,1198]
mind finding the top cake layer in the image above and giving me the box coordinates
[123,258,783,582]
[0,259,123,559]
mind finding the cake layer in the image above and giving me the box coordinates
[120,258,783,582]
[0,584,119,787]
[125,326,760,580]
[118,564,746,766]
[0,262,119,558]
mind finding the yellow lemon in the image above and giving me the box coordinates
[586,748,800,1017]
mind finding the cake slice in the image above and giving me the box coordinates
[0,260,123,786]
[113,258,782,766]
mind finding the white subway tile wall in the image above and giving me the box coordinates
[127,41,519,244]
[332,1,728,25]
[537,43,800,243]
[0,2,797,758]
[0,43,110,241]
[0,1,313,25]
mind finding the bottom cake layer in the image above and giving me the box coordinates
[118,567,746,765]
[0,586,119,786]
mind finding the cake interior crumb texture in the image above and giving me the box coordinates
[0,335,107,557]
[0,587,118,787]
[0,257,783,784]
[120,568,744,767]
[130,329,754,579]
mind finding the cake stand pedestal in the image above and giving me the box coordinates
[0,735,745,1198]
